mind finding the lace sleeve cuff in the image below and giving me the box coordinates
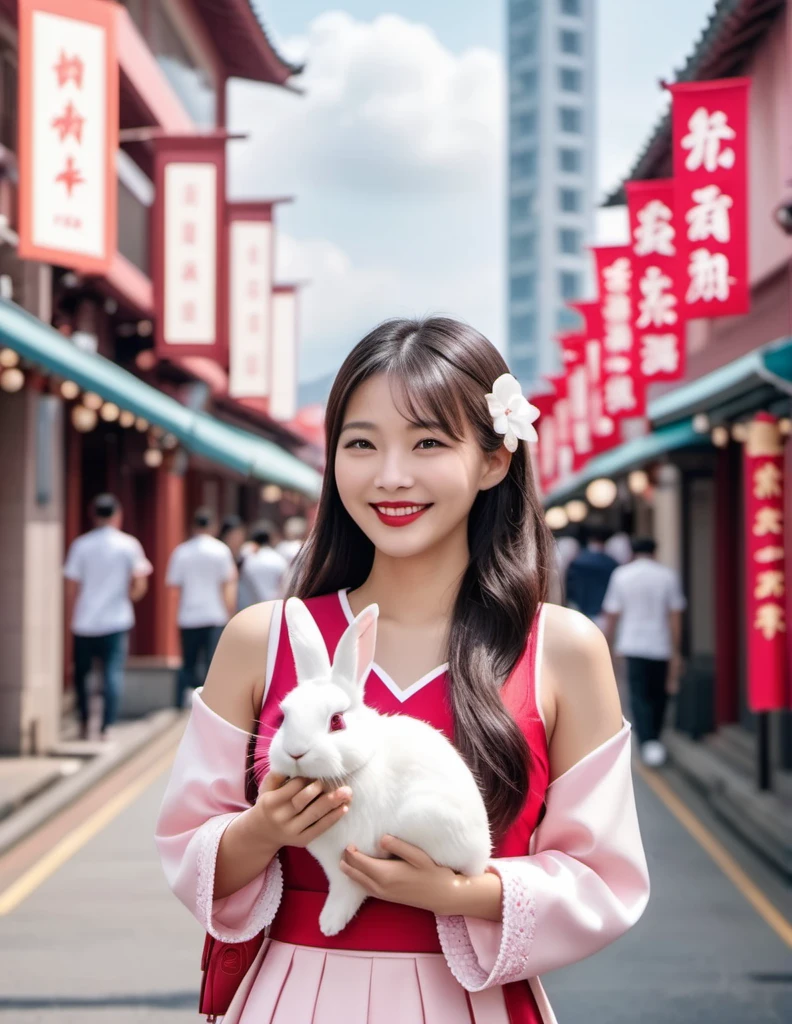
[436,860,536,991]
[195,812,284,943]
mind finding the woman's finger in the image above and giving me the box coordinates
[299,803,350,844]
[380,835,432,868]
[339,859,379,896]
[266,775,310,804]
[294,787,351,832]
[260,771,288,792]
[290,779,325,813]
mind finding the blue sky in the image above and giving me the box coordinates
[235,1,716,387]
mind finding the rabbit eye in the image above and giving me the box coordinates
[329,713,346,733]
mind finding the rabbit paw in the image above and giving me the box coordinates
[319,885,366,937]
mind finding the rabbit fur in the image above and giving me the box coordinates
[267,597,492,937]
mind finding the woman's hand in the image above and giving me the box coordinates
[339,836,503,920]
[250,771,352,853]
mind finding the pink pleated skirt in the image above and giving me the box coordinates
[235,939,512,1023]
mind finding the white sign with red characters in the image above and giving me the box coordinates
[670,77,751,319]
[163,163,217,346]
[229,220,273,399]
[626,179,685,384]
[19,0,118,273]
[270,286,299,422]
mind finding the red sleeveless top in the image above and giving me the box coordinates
[253,590,549,992]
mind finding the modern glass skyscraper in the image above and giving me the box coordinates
[507,0,596,387]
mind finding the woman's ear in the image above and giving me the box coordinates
[479,443,512,491]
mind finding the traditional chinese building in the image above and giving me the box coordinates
[543,0,792,874]
[0,0,321,756]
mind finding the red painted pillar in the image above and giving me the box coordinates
[151,466,185,660]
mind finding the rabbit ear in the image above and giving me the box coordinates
[332,604,378,700]
[285,598,332,685]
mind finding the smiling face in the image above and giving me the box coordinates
[334,374,509,560]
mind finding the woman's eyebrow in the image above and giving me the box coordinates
[340,420,378,432]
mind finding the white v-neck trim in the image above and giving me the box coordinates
[338,588,448,704]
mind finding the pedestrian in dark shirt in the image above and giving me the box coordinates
[565,525,619,628]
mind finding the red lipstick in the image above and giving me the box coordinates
[370,501,432,528]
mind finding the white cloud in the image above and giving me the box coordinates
[229,12,505,384]
[230,12,504,198]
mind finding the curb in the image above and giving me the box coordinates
[0,709,183,859]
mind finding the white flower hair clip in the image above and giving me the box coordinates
[486,373,540,453]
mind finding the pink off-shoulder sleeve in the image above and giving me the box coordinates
[154,691,283,942]
[436,719,650,990]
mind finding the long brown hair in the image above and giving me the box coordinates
[290,317,552,841]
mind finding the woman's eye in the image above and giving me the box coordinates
[416,438,445,450]
[329,713,346,732]
[344,438,374,450]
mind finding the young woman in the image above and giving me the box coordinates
[156,318,650,1023]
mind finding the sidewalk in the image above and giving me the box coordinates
[0,708,183,858]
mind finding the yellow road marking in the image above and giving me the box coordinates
[636,762,792,948]
[0,749,175,916]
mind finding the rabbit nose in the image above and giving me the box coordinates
[288,751,307,761]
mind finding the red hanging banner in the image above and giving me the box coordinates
[546,373,574,484]
[626,179,686,384]
[532,392,558,496]
[559,333,592,471]
[744,414,788,712]
[593,246,646,421]
[569,300,618,455]
[152,134,228,365]
[669,77,751,319]
[18,0,118,274]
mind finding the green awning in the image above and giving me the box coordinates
[0,298,322,499]
[544,336,792,508]
[544,420,702,507]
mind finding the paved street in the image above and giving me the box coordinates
[0,755,790,1024]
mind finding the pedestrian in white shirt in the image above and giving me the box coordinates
[240,521,288,604]
[276,515,306,567]
[602,536,687,768]
[166,508,238,709]
[63,494,153,740]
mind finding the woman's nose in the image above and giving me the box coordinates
[374,450,415,490]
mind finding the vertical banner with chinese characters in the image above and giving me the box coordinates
[560,333,592,471]
[669,77,751,319]
[593,246,646,421]
[18,0,118,273]
[227,202,274,400]
[532,393,558,495]
[744,414,787,712]
[152,135,227,364]
[626,179,685,383]
[546,374,574,484]
[270,284,299,422]
[569,300,617,455]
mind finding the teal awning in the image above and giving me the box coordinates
[0,298,322,499]
[544,336,792,508]
[544,420,701,507]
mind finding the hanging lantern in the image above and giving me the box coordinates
[711,426,729,448]
[565,499,588,523]
[586,477,618,508]
[60,380,80,400]
[71,405,98,432]
[119,410,135,428]
[262,484,283,503]
[0,348,20,368]
[628,470,649,495]
[100,402,120,422]
[82,391,103,411]
[0,368,25,392]
[545,506,569,530]
[692,413,710,434]
[135,417,149,432]
[143,448,163,468]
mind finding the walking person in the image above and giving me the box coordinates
[156,317,648,1024]
[64,494,152,740]
[602,536,686,768]
[276,515,307,567]
[167,508,238,709]
[565,525,619,630]
[240,521,288,604]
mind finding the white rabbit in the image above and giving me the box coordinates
[267,597,492,937]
